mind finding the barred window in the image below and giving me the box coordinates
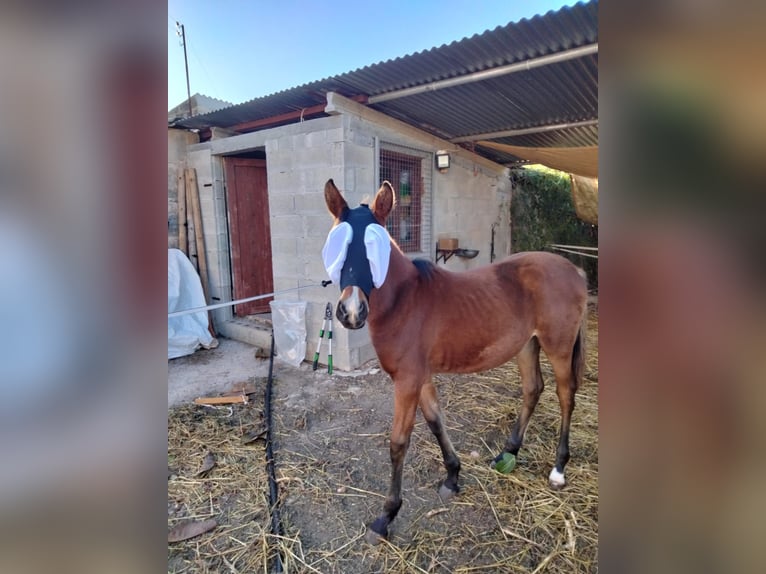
[378,144,432,255]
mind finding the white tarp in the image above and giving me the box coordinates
[168,249,217,359]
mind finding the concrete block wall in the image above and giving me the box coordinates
[432,156,512,272]
[262,115,362,371]
[265,116,384,371]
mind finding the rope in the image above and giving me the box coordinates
[168,281,332,318]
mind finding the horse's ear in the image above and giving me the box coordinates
[324,179,348,220]
[371,181,396,225]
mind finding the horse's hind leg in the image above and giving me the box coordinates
[547,351,578,490]
[494,337,544,465]
[419,378,461,499]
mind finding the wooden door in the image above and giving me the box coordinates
[223,158,273,315]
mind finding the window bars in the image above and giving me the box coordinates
[378,143,432,255]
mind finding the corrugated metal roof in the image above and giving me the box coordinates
[171,0,598,165]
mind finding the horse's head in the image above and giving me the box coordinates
[322,178,395,329]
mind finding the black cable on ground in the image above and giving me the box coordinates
[264,330,283,572]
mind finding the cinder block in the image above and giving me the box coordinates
[304,258,328,282]
[344,142,374,168]
[296,145,333,168]
[270,215,303,238]
[267,169,298,194]
[353,167,375,193]
[305,130,326,148]
[349,131,374,147]
[325,127,344,143]
[302,167,342,194]
[290,134,304,151]
[296,237,327,261]
[268,150,293,172]
[331,142,343,167]
[268,194,295,215]
[277,135,294,152]
[272,256,303,277]
[344,168,356,192]
[271,237,297,257]
[293,192,326,214]
[304,214,333,238]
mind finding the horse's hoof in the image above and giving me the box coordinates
[366,517,388,545]
[438,483,459,501]
[365,528,386,545]
[548,467,566,490]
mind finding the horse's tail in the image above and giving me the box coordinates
[572,305,587,390]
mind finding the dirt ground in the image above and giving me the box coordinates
[168,338,270,408]
[168,311,598,573]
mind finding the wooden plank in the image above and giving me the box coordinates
[177,168,187,255]
[185,167,216,336]
[225,382,259,395]
[185,177,197,265]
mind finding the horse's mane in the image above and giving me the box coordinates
[412,258,437,282]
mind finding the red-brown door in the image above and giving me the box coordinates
[223,158,273,315]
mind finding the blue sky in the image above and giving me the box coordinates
[168,0,582,110]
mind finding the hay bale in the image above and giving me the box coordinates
[570,175,598,225]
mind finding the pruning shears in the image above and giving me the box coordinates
[312,302,333,374]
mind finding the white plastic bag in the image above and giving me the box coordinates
[269,300,307,367]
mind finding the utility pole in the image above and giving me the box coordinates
[176,21,193,118]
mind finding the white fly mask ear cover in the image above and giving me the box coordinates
[364,224,391,288]
[321,222,353,285]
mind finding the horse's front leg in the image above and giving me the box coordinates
[366,376,420,544]
[419,378,461,499]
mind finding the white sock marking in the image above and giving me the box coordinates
[549,467,566,486]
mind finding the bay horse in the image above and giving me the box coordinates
[321,179,588,544]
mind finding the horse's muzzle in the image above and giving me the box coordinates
[336,286,368,330]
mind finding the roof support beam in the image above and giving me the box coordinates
[232,94,368,133]
[450,119,598,143]
[368,43,598,104]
